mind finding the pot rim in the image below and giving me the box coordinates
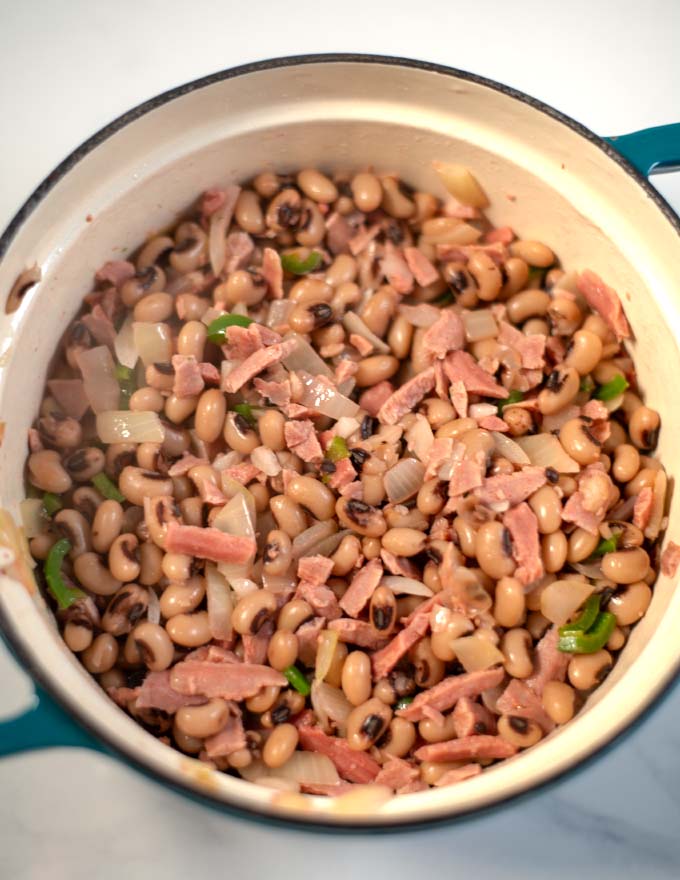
[1,52,679,831]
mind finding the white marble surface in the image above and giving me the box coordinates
[1,1,680,877]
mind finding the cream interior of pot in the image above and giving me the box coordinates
[1,59,679,826]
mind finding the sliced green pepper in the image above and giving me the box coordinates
[559,594,601,636]
[283,664,311,696]
[557,611,616,654]
[92,472,126,503]
[326,436,349,462]
[394,695,415,711]
[280,250,322,275]
[592,533,620,558]
[207,313,254,345]
[44,538,85,610]
[232,402,256,427]
[42,492,63,517]
[498,390,524,413]
[594,374,629,401]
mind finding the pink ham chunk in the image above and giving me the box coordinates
[199,362,221,385]
[172,355,205,399]
[496,679,555,733]
[475,466,547,510]
[377,367,436,425]
[170,661,286,700]
[296,617,325,666]
[443,350,509,399]
[424,437,455,480]
[300,782,355,797]
[296,581,341,621]
[224,462,259,486]
[95,260,135,287]
[359,381,394,417]
[262,248,284,299]
[350,333,374,356]
[478,415,509,432]
[82,304,116,349]
[374,757,420,792]
[200,187,227,218]
[339,558,383,618]
[398,303,441,327]
[497,321,546,369]
[422,310,465,360]
[452,697,498,737]
[253,377,292,407]
[397,668,505,722]
[284,419,323,463]
[503,502,544,586]
[167,454,210,477]
[135,670,205,714]
[334,359,359,385]
[633,486,654,532]
[415,736,517,763]
[577,270,631,340]
[204,704,247,757]
[484,226,515,245]
[371,612,430,679]
[449,379,468,418]
[581,399,609,421]
[297,726,380,783]
[328,618,389,650]
[434,764,483,786]
[327,457,357,491]
[297,555,334,586]
[525,626,570,696]
[380,549,420,579]
[446,444,486,500]
[661,541,680,577]
[225,231,254,274]
[242,620,273,665]
[380,242,414,294]
[436,242,508,265]
[325,211,352,255]
[47,379,90,420]
[403,246,440,287]
[222,339,296,393]
[349,223,381,256]
[561,465,614,535]
[165,522,255,564]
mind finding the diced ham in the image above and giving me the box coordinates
[434,764,483,786]
[415,735,517,763]
[339,481,363,499]
[296,580,341,621]
[297,555,334,586]
[325,211,352,255]
[374,757,420,792]
[380,549,420,579]
[47,379,89,420]
[284,419,323,463]
[503,502,544,586]
[561,491,601,535]
[398,303,441,328]
[204,704,247,757]
[478,415,509,432]
[443,350,508,399]
[398,668,505,722]
[222,340,296,393]
[107,686,139,708]
[452,697,498,738]
[165,522,255,564]
[242,620,274,665]
[449,379,468,418]
[262,248,284,299]
[225,231,254,274]
[171,354,205,399]
[562,464,614,535]
[424,437,454,481]
[447,444,485,499]
[377,367,436,426]
[201,481,229,505]
[185,645,240,663]
[136,670,205,714]
[253,377,292,407]
[300,782,355,797]
[359,381,394,417]
[633,486,654,532]
[27,428,43,452]
[328,618,389,650]
[95,260,135,287]
[81,304,116,349]
[339,558,383,618]
[436,242,508,265]
[577,270,631,340]
[326,457,357,491]
[661,541,680,577]
[525,626,569,696]
[170,661,286,700]
[497,321,546,369]
[443,197,480,219]
[581,399,609,421]
[349,333,374,357]
[224,462,259,486]
[199,362,221,384]
[403,246,439,287]
[475,466,547,510]
[349,224,381,256]
[484,226,515,245]
[371,612,430,679]
[495,679,555,733]
[296,616,325,666]
[422,310,465,360]
[222,325,264,361]
[200,187,227,218]
[380,242,414,294]
[297,726,380,783]
[334,359,358,385]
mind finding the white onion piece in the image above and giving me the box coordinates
[540,578,594,626]
[146,587,161,625]
[20,499,45,538]
[397,303,440,328]
[491,432,530,466]
[132,322,172,366]
[342,312,390,354]
[382,575,433,598]
[308,530,350,560]
[205,562,233,640]
[96,410,164,443]
[481,683,506,714]
[113,315,138,369]
[250,446,281,477]
[516,434,580,473]
[541,406,580,434]
[296,371,360,419]
[267,299,294,328]
[226,577,259,599]
[404,415,434,463]
[338,378,356,398]
[432,160,489,208]
[311,681,352,728]
[201,306,226,327]
[333,417,361,439]
[292,521,338,559]
[384,459,426,504]
[462,309,498,342]
[76,346,121,414]
[241,753,340,787]
[603,392,624,413]
[213,451,242,473]
[314,632,340,685]
[212,492,255,584]
[450,636,504,673]
[283,332,333,378]
[570,561,603,579]
[208,186,240,277]
[469,403,497,419]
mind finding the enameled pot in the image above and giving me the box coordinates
[1,54,679,830]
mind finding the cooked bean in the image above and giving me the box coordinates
[215,269,267,307]
[323,640,348,688]
[368,585,397,634]
[607,581,652,624]
[64,621,93,653]
[567,527,599,563]
[350,172,382,212]
[381,527,426,557]
[381,717,417,758]
[475,521,515,579]
[568,649,613,690]
[411,638,445,688]
[267,631,298,671]
[607,627,627,651]
[468,252,502,302]
[134,292,173,323]
[355,355,400,387]
[346,697,393,750]
[510,240,554,267]
[387,314,414,360]
[529,486,562,535]
[612,444,640,483]
[232,590,277,636]
[108,533,141,582]
[136,235,174,271]
[360,286,399,337]
[28,450,72,494]
[102,584,149,636]
[133,621,175,671]
[270,495,308,538]
[501,628,534,679]
[564,329,603,376]
[628,406,660,450]
[330,535,361,577]
[263,723,299,769]
[601,547,650,584]
[335,497,386,538]
[502,258,530,297]
[381,176,415,219]
[177,698,231,739]
[119,467,173,507]
[506,289,550,324]
[82,633,119,674]
[341,651,373,706]
[53,509,91,557]
[492,577,526,628]
[285,474,336,521]
[497,715,543,748]
[548,296,582,336]
[326,254,357,287]
[138,540,163,586]
[542,531,567,573]
[245,685,280,714]
[121,265,166,304]
[38,413,83,449]
[159,576,205,618]
[297,168,338,204]
[73,552,121,596]
[538,366,580,415]
[420,761,468,786]
[170,222,207,273]
[161,552,192,582]
[234,189,265,235]
[166,611,211,647]
[418,712,457,744]
[541,681,576,725]
[559,417,602,465]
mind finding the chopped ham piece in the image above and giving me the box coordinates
[415,735,517,763]
[95,260,135,287]
[185,645,240,663]
[443,198,480,219]
[360,381,394,417]
[224,462,259,485]
[633,486,654,532]
[296,617,325,666]
[397,668,505,722]
[475,466,547,510]
[199,362,221,385]
[661,541,680,577]
[371,612,430,679]
[422,310,465,360]
[200,481,229,505]
[403,247,439,287]
[447,444,485,499]
[334,359,358,385]
[300,782,355,797]
[398,303,441,328]
[562,464,614,535]
[581,399,609,421]
[577,270,631,340]
[349,224,381,256]
[172,354,205,398]
[339,481,363,499]
[374,757,420,792]
[424,437,454,480]
[496,679,555,733]
[27,428,43,452]
[328,618,389,650]
[82,304,116,349]
[297,555,334,586]
[478,415,509,432]
[349,333,374,356]
[380,242,414,294]
[262,248,284,299]
[296,581,341,621]
[136,670,205,714]
[561,491,600,534]
[107,686,139,707]
[242,620,273,665]
[497,321,546,369]
[484,226,515,245]
[436,242,508,265]
[339,558,383,617]
[443,350,508,399]
[165,522,255,564]
[204,704,247,757]
[449,379,468,418]
[503,502,544,586]
[284,419,323,463]
[253,377,292,407]
[200,187,227,218]
[47,379,89,420]
[222,325,264,361]
[327,457,357,491]
[170,661,286,700]
[380,549,420,579]
[222,340,296,393]
[225,231,254,273]
[434,764,483,786]
[526,626,570,696]
[452,697,498,737]
[325,212,352,255]
[297,726,380,783]
[378,367,436,425]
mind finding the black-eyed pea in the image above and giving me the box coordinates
[194,389,226,444]
[497,715,543,748]
[351,172,383,213]
[355,355,400,387]
[559,417,603,465]
[526,610,551,640]
[145,363,175,392]
[28,533,56,561]
[81,633,119,674]
[380,717,416,758]
[234,189,265,235]
[360,285,399,337]
[341,651,373,706]
[325,253,358,287]
[108,533,140,582]
[277,599,313,633]
[607,627,627,651]
[420,760,467,785]
[346,697,393,750]
[323,640,347,688]
[133,621,175,671]
[568,649,613,690]
[133,292,174,323]
[567,527,599,563]
[270,495,308,538]
[548,296,582,336]
[612,444,640,483]
[501,628,534,679]
[245,685,281,714]
[28,450,72,494]
[253,171,281,200]
[504,406,534,437]
[417,478,447,517]
[601,548,650,584]
[286,474,336,521]
[506,289,550,324]
[501,258,530,298]
[387,314,414,360]
[510,240,555,268]
[232,590,277,636]
[475,521,515,579]
[263,723,299,769]
[63,621,93,653]
[565,329,603,376]
[73,552,121,596]
[541,680,576,725]
[176,698,231,739]
[101,583,149,636]
[369,586,397,635]
[173,722,203,755]
[453,515,477,558]
[224,412,259,455]
[169,222,207,273]
[267,631,299,671]
[214,269,267,307]
[418,712,457,744]
[381,527,426,557]
[542,531,568,573]
[492,577,526,628]
[331,535,362,576]
[161,552,192,582]
[99,668,126,691]
[529,486,562,535]
[538,366,580,415]
[166,610,211,647]
[53,509,91,557]
[257,410,286,452]
[380,176,415,219]
[468,251,502,302]
[335,497,387,538]
[118,467,173,507]
[175,293,208,322]
[63,447,105,482]
[628,406,660,451]
[297,168,338,204]
[122,263,166,302]
[159,577,206,619]
[139,540,164,586]
[410,638,445,688]
[607,580,652,624]
[263,529,293,576]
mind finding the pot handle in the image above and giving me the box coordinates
[605,123,680,176]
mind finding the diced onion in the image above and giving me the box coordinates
[133,322,172,366]
[240,753,339,786]
[292,521,338,560]
[462,309,498,342]
[382,575,433,597]
[540,578,594,626]
[76,346,121,414]
[296,371,360,420]
[646,469,667,541]
[283,332,333,378]
[314,631,340,683]
[250,446,281,477]
[213,451,243,473]
[311,681,352,729]
[481,683,505,714]
[342,312,390,354]
[212,492,255,584]
[516,434,580,473]
[201,306,226,327]
[404,415,434,463]
[450,635,505,672]
[570,561,603,579]
[227,577,259,599]
[208,191,238,277]
[20,499,46,538]
[267,300,294,328]
[384,459,426,504]
[541,406,580,434]
[147,587,161,625]
[113,315,138,369]
[333,417,361,439]
[491,431,530,465]
[205,562,233,639]
[432,160,489,208]
[397,303,440,328]
[469,403,497,419]
[96,410,165,443]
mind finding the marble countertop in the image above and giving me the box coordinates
[1,2,679,877]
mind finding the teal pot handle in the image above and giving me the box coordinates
[605,123,680,176]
